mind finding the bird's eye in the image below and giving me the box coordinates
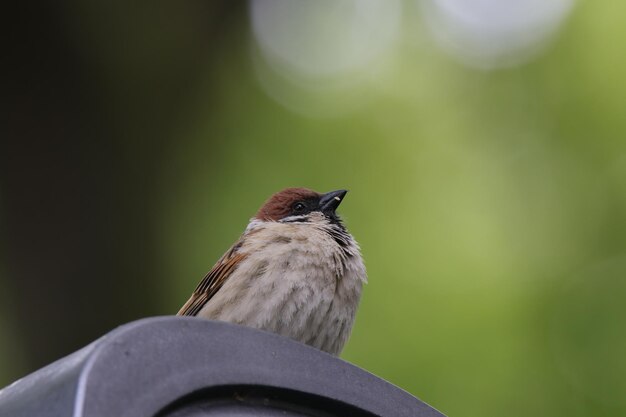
[293,202,306,212]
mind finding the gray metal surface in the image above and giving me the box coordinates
[0,317,445,417]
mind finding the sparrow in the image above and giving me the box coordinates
[178,188,367,356]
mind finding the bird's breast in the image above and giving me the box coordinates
[196,222,365,355]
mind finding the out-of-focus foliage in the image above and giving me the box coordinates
[2,2,626,417]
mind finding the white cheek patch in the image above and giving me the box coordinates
[279,214,309,223]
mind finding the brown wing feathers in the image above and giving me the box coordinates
[177,250,247,316]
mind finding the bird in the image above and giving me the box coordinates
[177,187,367,356]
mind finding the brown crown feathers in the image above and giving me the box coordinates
[255,188,321,221]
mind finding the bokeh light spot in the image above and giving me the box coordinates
[249,0,401,116]
[419,0,576,69]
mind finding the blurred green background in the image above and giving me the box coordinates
[2,2,626,416]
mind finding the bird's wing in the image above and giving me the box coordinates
[177,242,248,316]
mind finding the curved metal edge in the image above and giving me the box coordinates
[77,317,445,417]
[0,317,446,417]
[0,340,98,417]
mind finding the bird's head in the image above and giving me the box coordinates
[255,188,348,224]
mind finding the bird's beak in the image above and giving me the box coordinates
[319,189,348,214]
